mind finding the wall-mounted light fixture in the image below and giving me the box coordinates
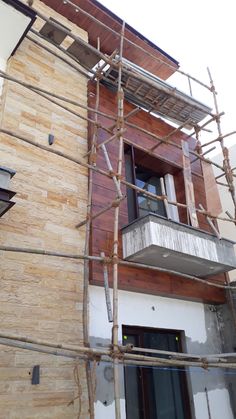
[0,166,16,217]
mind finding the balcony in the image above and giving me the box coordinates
[122,214,236,277]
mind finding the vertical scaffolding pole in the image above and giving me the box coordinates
[83,38,101,419]
[112,22,125,419]
[207,67,236,220]
[207,68,236,334]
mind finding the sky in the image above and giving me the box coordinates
[98,0,236,153]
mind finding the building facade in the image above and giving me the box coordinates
[213,144,236,283]
[0,0,235,418]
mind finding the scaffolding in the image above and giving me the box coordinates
[0,1,236,418]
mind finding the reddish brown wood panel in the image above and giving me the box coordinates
[90,262,225,304]
[43,0,179,79]
[202,160,222,217]
[88,82,226,304]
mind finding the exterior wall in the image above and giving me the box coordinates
[212,145,236,283]
[0,57,5,95]
[89,285,234,419]
[0,1,89,417]
[212,145,236,414]
[88,82,226,303]
[218,299,236,417]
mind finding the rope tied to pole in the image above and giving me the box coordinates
[110,348,125,361]
[223,147,235,193]
[195,140,203,155]
[112,199,121,208]
[89,152,97,165]
[67,361,83,418]
[201,359,209,370]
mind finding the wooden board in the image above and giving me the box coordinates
[182,140,199,228]
[202,160,223,217]
[88,82,226,304]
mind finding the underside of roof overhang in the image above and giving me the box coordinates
[42,0,179,80]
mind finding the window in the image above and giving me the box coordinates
[136,166,166,218]
[124,145,180,223]
[123,326,192,419]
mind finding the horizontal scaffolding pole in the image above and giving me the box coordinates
[186,113,224,139]
[150,119,191,152]
[190,146,216,164]
[0,337,78,359]
[124,120,225,172]
[0,332,236,369]
[27,33,90,79]
[123,137,201,179]
[1,127,235,225]
[30,5,115,69]
[0,244,235,290]
[55,0,211,91]
[200,131,236,150]
[29,27,96,75]
[0,70,116,123]
[120,344,236,360]
[76,197,125,228]
[0,71,228,177]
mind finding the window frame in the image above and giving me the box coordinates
[122,325,193,419]
[124,144,180,223]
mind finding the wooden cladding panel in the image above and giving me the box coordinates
[88,82,226,304]
[90,262,225,304]
[202,161,222,217]
[42,0,178,80]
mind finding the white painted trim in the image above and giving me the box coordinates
[164,173,179,221]
[0,1,31,60]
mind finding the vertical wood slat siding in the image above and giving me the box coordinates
[88,82,226,304]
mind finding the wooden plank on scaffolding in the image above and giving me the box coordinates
[182,140,199,227]
[101,252,113,323]
[199,204,221,239]
[67,40,101,69]
[202,160,222,217]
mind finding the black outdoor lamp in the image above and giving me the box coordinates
[0,166,16,217]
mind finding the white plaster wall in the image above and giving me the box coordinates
[0,1,31,60]
[90,285,207,343]
[95,399,126,419]
[213,145,236,282]
[0,0,32,96]
[194,389,233,419]
[89,285,233,419]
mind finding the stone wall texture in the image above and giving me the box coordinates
[0,1,89,417]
